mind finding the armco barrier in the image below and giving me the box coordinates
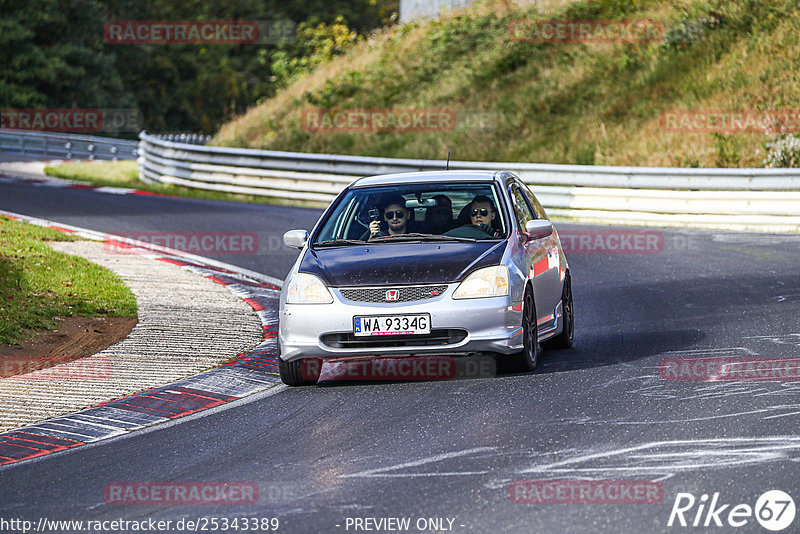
[0,130,138,161]
[138,132,800,232]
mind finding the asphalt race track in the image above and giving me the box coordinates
[2,177,800,533]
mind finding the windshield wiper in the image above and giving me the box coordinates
[378,233,479,242]
[314,239,367,247]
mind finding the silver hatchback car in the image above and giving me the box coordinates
[278,171,573,385]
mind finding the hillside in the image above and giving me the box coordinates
[212,0,800,168]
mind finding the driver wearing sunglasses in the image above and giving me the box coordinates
[368,195,409,240]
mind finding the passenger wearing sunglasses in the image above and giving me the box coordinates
[444,195,502,239]
[368,196,409,240]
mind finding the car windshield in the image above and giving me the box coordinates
[313,183,507,246]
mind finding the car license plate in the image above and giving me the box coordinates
[353,314,431,336]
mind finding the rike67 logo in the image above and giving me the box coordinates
[668,490,795,531]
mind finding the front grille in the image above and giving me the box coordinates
[339,285,449,303]
[321,329,468,349]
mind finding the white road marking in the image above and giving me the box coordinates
[341,447,497,478]
[519,437,800,479]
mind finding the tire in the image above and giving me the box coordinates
[540,273,574,350]
[278,355,320,386]
[512,288,539,372]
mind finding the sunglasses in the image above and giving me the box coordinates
[384,210,406,220]
[471,208,490,216]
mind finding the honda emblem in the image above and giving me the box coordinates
[386,289,399,301]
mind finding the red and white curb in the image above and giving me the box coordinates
[0,163,173,197]
[0,210,285,467]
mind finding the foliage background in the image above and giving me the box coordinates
[0,0,398,135]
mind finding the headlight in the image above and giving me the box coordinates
[286,273,333,304]
[453,265,509,299]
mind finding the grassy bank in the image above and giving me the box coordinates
[43,161,320,207]
[213,0,800,168]
[0,217,137,344]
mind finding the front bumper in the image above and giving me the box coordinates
[279,286,523,361]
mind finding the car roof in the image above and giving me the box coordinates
[351,170,505,188]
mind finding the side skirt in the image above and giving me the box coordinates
[536,301,563,341]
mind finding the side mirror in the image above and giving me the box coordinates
[524,220,553,240]
[283,229,309,249]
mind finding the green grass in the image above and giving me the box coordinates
[213,0,800,168]
[0,217,137,345]
[45,160,141,185]
[43,161,325,207]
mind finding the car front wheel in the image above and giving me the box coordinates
[513,288,539,372]
[278,355,320,386]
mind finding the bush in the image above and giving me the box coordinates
[271,17,362,89]
[762,135,800,168]
[712,133,741,168]
[304,70,366,108]
[662,15,722,50]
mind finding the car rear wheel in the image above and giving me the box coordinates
[278,355,320,386]
[541,273,574,350]
[512,288,539,372]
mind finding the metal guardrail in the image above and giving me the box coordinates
[138,132,800,232]
[151,133,212,145]
[0,130,138,161]
[6,129,794,230]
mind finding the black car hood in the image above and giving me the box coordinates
[300,240,507,286]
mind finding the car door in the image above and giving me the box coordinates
[520,181,563,321]
[507,181,560,326]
